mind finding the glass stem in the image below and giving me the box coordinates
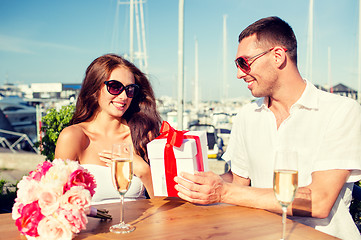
[281,206,287,240]
[120,194,125,224]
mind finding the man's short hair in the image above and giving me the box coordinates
[239,16,297,64]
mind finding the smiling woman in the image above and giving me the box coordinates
[54,54,162,203]
[98,67,136,119]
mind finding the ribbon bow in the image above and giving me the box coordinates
[157,121,188,196]
[158,121,188,148]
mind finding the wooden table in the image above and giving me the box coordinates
[1,197,339,240]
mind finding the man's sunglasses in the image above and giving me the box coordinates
[104,80,139,98]
[235,47,287,74]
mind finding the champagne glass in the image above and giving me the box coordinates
[273,151,298,240]
[109,143,135,234]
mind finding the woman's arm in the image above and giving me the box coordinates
[133,154,154,198]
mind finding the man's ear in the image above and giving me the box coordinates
[273,47,287,69]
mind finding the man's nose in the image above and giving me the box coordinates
[236,67,248,79]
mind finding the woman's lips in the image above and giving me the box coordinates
[112,101,126,109]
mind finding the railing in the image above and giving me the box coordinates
[0,136,13,152]
[0,129,39,154]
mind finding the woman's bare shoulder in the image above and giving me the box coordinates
[58,124,87,141]
[55,124,89,160]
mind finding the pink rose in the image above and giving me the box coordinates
[58,208,88,233]
[38,190,60,216]
[29,161,53,181]
[37,216,73,240]
[64,169,96,196]
[15,201,45,237]
[61,186,91,211]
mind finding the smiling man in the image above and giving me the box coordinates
[174,16,361,239]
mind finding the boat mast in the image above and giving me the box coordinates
[222,15,228,101]
[328,47,333,93]
[194,37,199,113]
[306,0,314,83]
[129,0,134,62]
[357,0,361,104]
[139,2,148,70]
[113,0,148,73]
[177,0,184,129]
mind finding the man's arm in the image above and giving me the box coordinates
[174,169,350,218]
[294,169,350,218]
[220,169,237,183]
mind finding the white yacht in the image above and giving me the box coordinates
[0,96,37,141]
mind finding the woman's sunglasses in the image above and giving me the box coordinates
[104,80,139,98]
[235,47,287,74]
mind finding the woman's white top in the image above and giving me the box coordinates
[81,164,146,204]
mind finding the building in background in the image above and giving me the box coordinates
[315,83,358,100]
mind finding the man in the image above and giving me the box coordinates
[174,16,361,239]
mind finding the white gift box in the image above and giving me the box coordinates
[147,131,209,197]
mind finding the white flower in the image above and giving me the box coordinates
[37,216,73,240]
[63,159,82,172]
[12,201,22,220]
[41,165,69,193]
[16,177,41,204]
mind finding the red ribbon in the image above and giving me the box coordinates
[184,135,204,171]
[156,121,204,197]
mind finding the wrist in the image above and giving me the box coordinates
[220,182,231,203]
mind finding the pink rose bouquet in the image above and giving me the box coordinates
[12,159,97,240]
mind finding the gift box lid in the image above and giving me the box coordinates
[147,131,207,159]
[184,131,207,146]
[147,138,197,159]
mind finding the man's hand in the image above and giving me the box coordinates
[174,171,226,205]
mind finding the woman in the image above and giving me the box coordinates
[55,54,161,203]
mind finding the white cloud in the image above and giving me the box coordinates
[0,35,34,54]
[0,34,85,54]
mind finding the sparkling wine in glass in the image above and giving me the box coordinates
[273,151,298,240]
[109,143,135,234]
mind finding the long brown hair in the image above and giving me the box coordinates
[70,54,161,162]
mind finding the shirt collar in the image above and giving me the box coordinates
[255,79,319,111]
[255,97,268,110]
[292,79,319,110]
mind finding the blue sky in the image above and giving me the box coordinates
[0,0,359,101]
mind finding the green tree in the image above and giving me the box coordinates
[37,105,75,161]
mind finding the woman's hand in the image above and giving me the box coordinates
[99,150,112,167]
[99,150,151,179]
